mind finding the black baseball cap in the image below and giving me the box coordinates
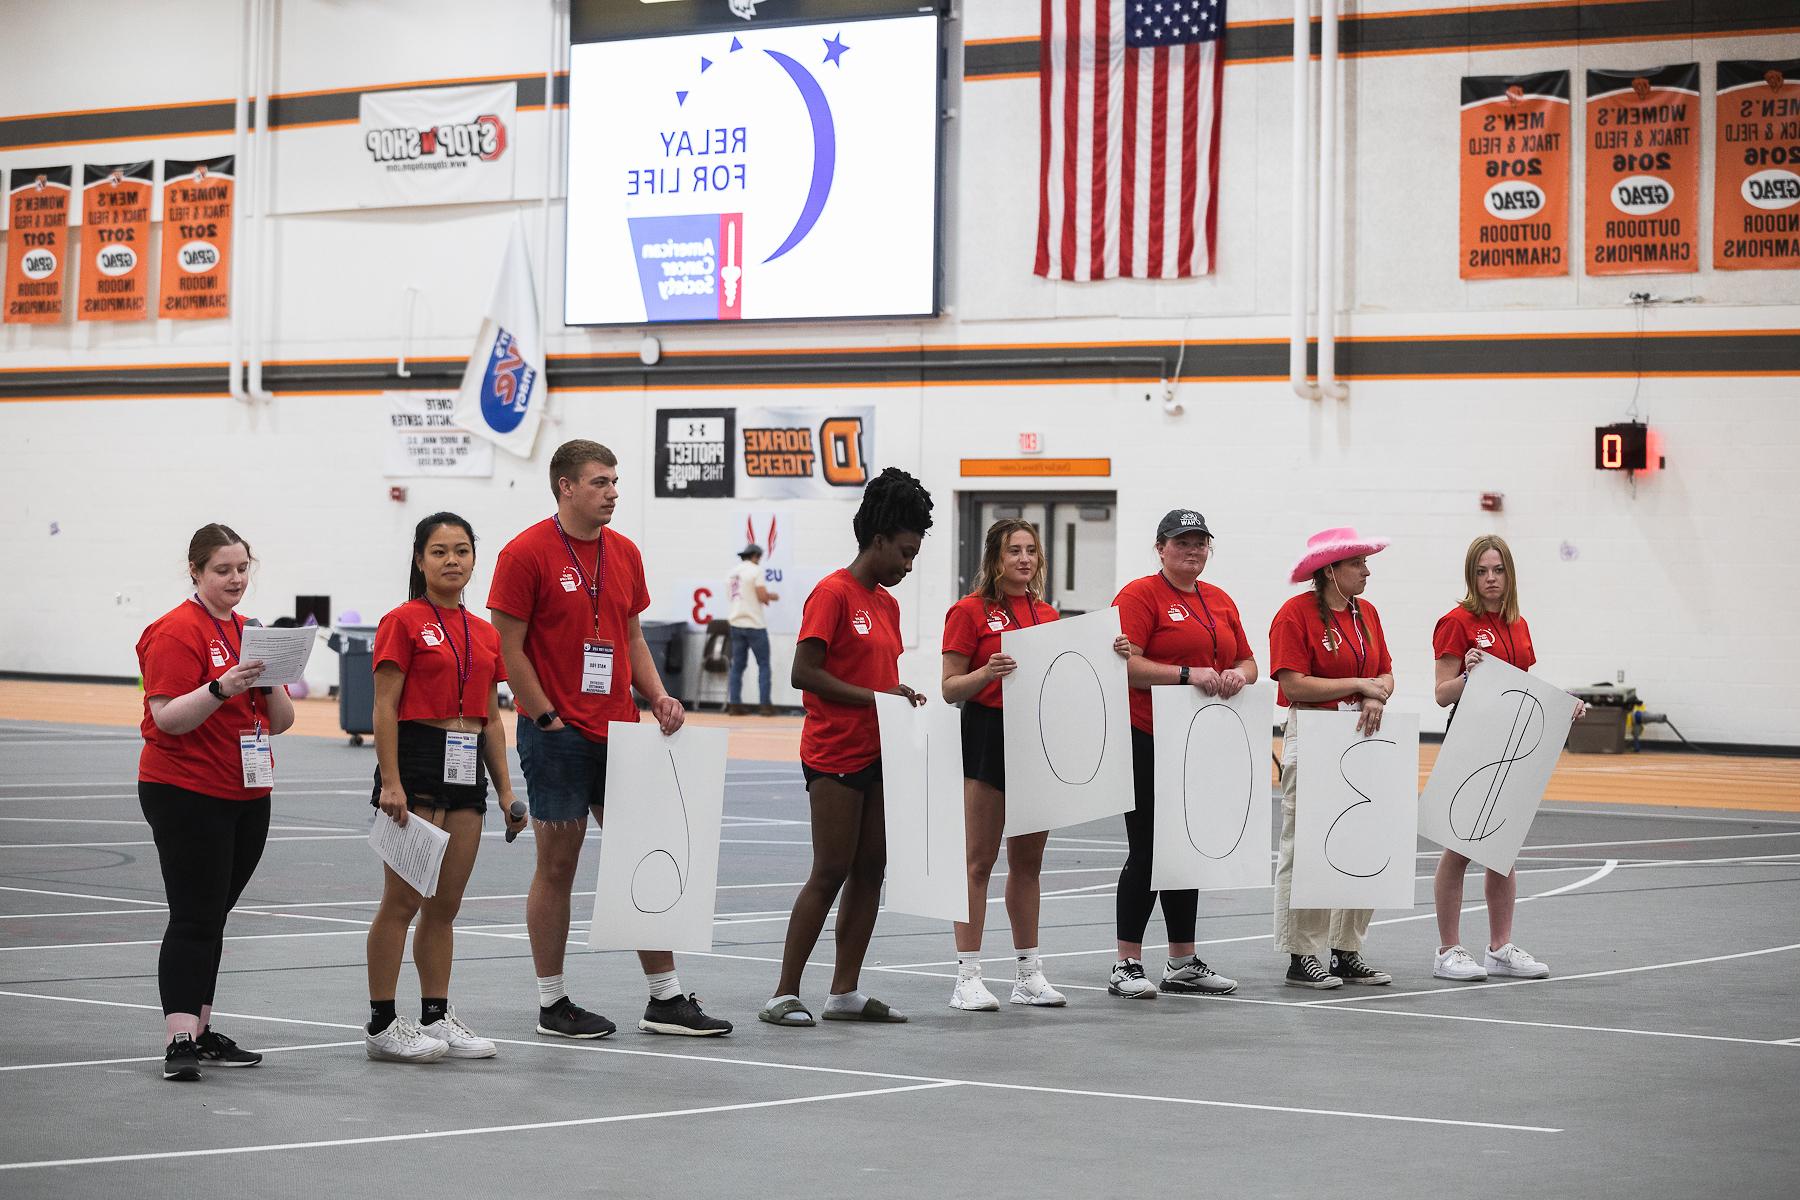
[1156,509,1212,541]
[739,543,763,558]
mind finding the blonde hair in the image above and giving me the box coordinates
[1459,534,1520,624]
[975,519,1046,603]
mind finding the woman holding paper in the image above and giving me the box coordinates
[1108,509,1257,1000]
[364,512,523,1063]
[137,523,296,1081]
[761,469,933,1028]
[1268,527,1396,990]
[1429,534,1580,983]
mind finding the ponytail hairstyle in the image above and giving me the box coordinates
[187,523,253,586]
[408,511,477,601]
[1458,534,1520,624]
[975,518,1045,603]
[852,467,934,550]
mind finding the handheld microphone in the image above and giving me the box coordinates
[504,798,528,843]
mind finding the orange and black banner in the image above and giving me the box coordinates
[78,162,153,321]
[158,156,233,319]
[3,165,72,323]
[1459,72,1570,280]
[1714,59,1800,271]
[1584,65,1700,275]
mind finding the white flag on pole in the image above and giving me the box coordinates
[453,222,545,458]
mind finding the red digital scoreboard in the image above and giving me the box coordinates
[1595,422,1649,471]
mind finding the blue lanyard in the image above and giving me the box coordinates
[425,598,473,712]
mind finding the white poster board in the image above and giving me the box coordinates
[1291,710,1420,910]
[1000,608,1134,837]
[1419,657,1578,875]
[875,694,969,923]
[589,723,728,952]
[1150,683,1276,892]
[383,391,495,477]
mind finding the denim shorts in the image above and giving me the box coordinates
[515,716,608,822]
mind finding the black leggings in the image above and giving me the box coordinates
[1115,728,1198,944]
[138,782,271,1016]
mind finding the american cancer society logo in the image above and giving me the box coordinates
[479,328,536,434]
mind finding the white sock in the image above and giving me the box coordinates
[956,950,982,978]
[1014,947,1040,975]
[536,974,566,1008]
[646,970,681,1001]
[824,989,867,1014]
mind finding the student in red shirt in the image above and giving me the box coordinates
[490,440,730,1039]
[1268,527,1396,990]
[363,512,523,1064]
[1429,534,1585,984]
[760,468,933,1028]
[136,524,296,1081]
[1108,510,1256,1000]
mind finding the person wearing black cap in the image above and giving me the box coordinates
[727,543,778,716]
[1106,509,1258,1000]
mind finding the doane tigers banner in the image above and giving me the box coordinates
[78,162,153,322]
[1714,59,1800,272]
[737,406,874,500]
[4,166,72,323]
[158,157,234,319]
[1459,72,1570,279]
[1585,65,1700,275]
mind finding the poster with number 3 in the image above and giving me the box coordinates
[1291,710,1419,910]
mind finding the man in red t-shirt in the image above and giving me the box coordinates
[489,439,730,1039]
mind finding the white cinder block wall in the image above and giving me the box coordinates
[1,0,1796,745]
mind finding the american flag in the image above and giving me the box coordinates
[1036,0,1226,281]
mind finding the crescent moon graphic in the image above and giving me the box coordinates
[762,49,835,263]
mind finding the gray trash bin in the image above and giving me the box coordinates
[637,620,688,705]
[326,625,377,745]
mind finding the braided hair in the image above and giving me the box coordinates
[852,467,934,550]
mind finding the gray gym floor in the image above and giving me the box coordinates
[2,717,1797,1198]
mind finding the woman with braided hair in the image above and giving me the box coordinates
[761,468,933,1028]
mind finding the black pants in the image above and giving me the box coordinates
[138,782,271,1017]
[1115,728,1198,944]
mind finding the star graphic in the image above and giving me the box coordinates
[823,31,849,67]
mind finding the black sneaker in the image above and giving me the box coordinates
[536,996,617,1039]
[163,1034,203,1081]
[196,1028,262,1067]
[1330,949,1393,986]
[1284,954,1344,990]
[639,993,733,1037]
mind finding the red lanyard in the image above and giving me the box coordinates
[1159,573,1219,662]
[552,516,606,636]
[425,599,473,713]
[991,593,1040,632]
[193,597,259,732]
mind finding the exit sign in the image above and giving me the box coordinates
[1019,432,1042,454]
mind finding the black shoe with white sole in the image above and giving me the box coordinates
[196,1028,262,1067]
[639,993,733,1036]
[536,997,617,1039]
[1284,954,1343,990]
[1329,949,1393,985]
[163,1034,202,1081]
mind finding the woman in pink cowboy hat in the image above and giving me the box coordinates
[1267,527,1397,990]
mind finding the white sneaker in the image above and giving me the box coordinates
[1107,958,1158,999]
[949,969,1000,1011]
[1484,942,1550,978]
[420,1006,497,1059]
[365,1016,448,1063]
[1433,945,1489,981]
[1010,969,1067,1007]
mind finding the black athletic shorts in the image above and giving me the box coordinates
[960,700,1006,791]
[802,758,883,794]
[369,720,490,813]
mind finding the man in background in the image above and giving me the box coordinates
[727,543,777,716]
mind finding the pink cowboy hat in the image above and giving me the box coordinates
[1289,527,1391,583]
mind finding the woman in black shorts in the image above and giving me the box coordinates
[364,512,523,1062]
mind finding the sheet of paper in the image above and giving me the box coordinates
[368,810,451,897]
[239,624,320,688]
[1418,656,1578,874]
[876,693,969,923]
[589,722,728,953]
[1290,709,1420,910]
[1150,682,1275,892]
[999,607,1134,837]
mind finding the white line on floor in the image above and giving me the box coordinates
[1538,806,1800,827]
[0,1041,363,1073]
[1517,830,1800,851]
[0,833,370,849]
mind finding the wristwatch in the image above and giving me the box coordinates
[207,679,227,702]
[1178,666,1190,686]
[535,709,559,730]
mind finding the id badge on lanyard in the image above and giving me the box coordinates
[1337,698,1364,713]
[239,730,274,787]
[581,639,615,695]
[444,731,479,785]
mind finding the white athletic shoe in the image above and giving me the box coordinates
[1010,969,1068,1007]
[421,1007,497,1059]
[1484,942,1550,978]
[365,1016,448,1063]
[1433,945,1489,981]
[1107,958,1158,999]
[949,969,1000,1011]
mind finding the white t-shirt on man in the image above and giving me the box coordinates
[728,559,767,628]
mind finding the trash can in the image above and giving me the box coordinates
[326,625,377,746]
[1566,684,1637,754]
[638,620,688,706]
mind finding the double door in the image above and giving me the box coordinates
[956,492,1118,615]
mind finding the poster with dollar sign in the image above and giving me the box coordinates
[1418,657,1579,875]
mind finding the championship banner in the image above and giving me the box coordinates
[382,391,496,477]
[1714,59,1800,272]
[358,82,516,208]
[738,405,873,500]
[158,157,234,319]
[1459,72,1570,280]
[4,166,72,323]
[78,162,152,322]
[1584,65,1699,275]
[655,408,736,498]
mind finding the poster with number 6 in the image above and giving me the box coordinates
[1291,710,1419,910]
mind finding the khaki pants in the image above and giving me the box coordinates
[1272,709,1371,959]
